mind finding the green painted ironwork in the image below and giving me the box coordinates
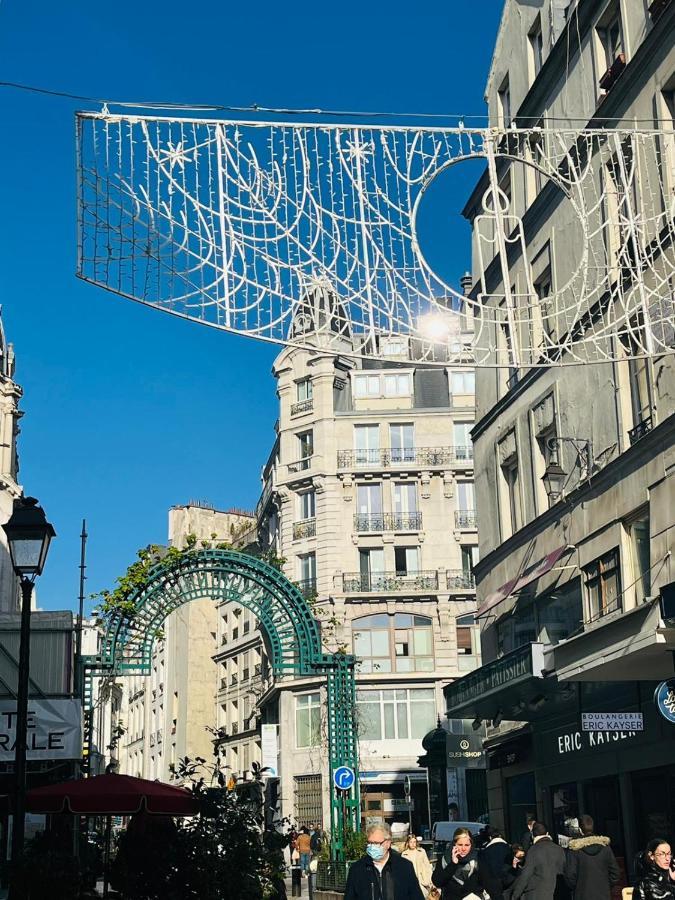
[84,549,359,856]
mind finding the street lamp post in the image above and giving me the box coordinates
[2,497,55,898]
[542,437,593,503]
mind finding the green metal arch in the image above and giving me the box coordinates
[86,548,359,856]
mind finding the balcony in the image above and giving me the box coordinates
[628,416,653,445]
[354,512,423,532]
[447,570,476,590]
[291,398,314,416]
[296,578,317,599]
[337,446,473,469]
[255,477,275,520]
[342,570,439,593]
[455,510,477,529]
[293,517,317,540]
[288,456,313,475]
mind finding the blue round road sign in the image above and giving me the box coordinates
[654,678,675,724]
[334,765,356,791]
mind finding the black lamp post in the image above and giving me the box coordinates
[2,497,55,897]
[543,437,593,504]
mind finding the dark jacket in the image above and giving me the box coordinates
[345,852,425,900]
[432,849,490,900]
[635,863,675,900]
[512,837,566,900]
[564,834,620,900]
[480,838,514,900]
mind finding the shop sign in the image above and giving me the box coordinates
[447,733,485,768]
[261,724,278,776]
[0,699,82,760]
[581,712,644,732]
[654,679,675,725]
[444,643,544,712]
[384,799,414,812]
[551,727,641,757]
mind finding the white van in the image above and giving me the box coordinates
[431,821,486,860]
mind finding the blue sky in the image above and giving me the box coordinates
[0,1,503,611]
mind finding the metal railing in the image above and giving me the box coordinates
[288,456,313,474]
[291,398,314,416]
[628,416,653,445]
[342,570,439,592]
[455,510,477,528]
[293,517,317,539]
[255,477,274,520]
[585,596,622,626]
[447,570,476,589]
[316,861,348,892]
[354,512,423,532]
[337,445,473,468]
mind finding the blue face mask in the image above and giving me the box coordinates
[367,843,385,861]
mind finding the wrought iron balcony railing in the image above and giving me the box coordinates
[354,512,423,532]
[455,510,477,528]
[291,398,314,416]
[293,517,317,539]
[628,416,652,445]
[446,570,476,590]
[342,570,439,592]
[288,456,313,474]
[337,445,473,469]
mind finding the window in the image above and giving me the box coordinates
[296,692,322,748]
[356,688,436,741]
[461,545,479,575]
[498,75,511,127]
[359,548,385,589]
[297,430,313,459]
[454,422,473,460]
[626,509,651,604]
[456,614,476,655]
[585,549,621,621]
[496,602,537,656]
[501,457,521,535]
[619,321,653,440]
[393,482,418,515]
[380,337,408,358]
[528,16,543,82]
[537,580,583,645]
[299,490,316,520]
[658,81,675,203]
[298,552,316,589]
[354,424,380,464]
[353,613,434,673]
[597,5,624,73]
[390,423,415,462]
[384,373,412,397]
[357,483,383,517]
[451,372,475,395]
[395,546,420,574]
[296,379,313,402]
[533,264,554,344]
[457,482,475,512]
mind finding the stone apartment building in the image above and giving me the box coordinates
[444,0,675,872]
[243,282,482,832]
[115,503,255,783]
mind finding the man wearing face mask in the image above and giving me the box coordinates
[345,823,425,900]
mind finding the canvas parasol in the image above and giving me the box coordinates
[26,773,198,816]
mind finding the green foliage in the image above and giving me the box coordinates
[14,828,101,899]
[110,734,290,899]
[318,828,366,862]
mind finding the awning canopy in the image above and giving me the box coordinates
[477,545,571,618]
[26,773,199,816]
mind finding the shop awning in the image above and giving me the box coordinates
[477,545,571,618]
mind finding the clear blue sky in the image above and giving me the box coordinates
[0,1,503,611]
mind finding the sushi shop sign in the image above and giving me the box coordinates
[0,699,82,760]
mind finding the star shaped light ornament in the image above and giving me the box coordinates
[161,141,192,172]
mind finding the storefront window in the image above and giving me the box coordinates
[356,688,436,741]
[551,782,579,842]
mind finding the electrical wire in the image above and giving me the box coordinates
[0,79,673,124]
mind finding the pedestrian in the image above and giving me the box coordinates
[512,822,567,900]
[402,834,434,897]
[563,814,619,900]
[480,826,513,900]
[502,845,525,899]
[634,839,675,899]
[296,826,312,874]
[310,823,323,858]
[521,814,536,852]
[432,826,491,900]
[344,822,424,900]
[449,803,461,822]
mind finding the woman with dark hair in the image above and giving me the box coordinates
[432,827,490,900]
[635,839,675,899]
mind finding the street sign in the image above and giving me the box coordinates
[334,765,356,791]
[581,712,644,732]
[655,679,675,725]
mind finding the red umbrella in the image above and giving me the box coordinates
[26,772,199,816]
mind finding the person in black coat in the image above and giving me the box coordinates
[344,824,424,900]
[432,826,491,900]
[480,827,514,900]
[635,839,675,900]
[512,823,566,900]
[521,815,536,853]
[563,815,620,900]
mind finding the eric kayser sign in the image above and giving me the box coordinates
[581,712,644,732]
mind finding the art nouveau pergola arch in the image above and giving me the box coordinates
[85,549,359,855]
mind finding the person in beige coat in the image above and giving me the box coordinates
[403,835,434,897]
